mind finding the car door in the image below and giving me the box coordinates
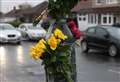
[85,27,97,47]
[95,27,110,49]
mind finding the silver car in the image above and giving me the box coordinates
[0,23,22,44]
[18,23,46,40]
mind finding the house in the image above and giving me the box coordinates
[72,0,120,31]
[5,1,48,23]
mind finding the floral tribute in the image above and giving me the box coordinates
[30,28,73,82]
[67,19,81,39]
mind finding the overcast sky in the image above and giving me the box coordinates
[0,0,46,13]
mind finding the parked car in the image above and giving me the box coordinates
[0,23,22,44]
[112,23,120,27]
[18,23,46,40]
[81,26,120,56]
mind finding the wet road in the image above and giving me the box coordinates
[76,47,120,82]
[0,41,45,82]
[0,41,120,82]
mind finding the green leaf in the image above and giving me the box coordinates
[51,55,56,62]
[58,45,71,52]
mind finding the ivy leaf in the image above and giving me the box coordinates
[58,45,71,52]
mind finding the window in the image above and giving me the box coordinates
[96,28,108,36]
[88,14,98,24]
[83,17,86,21]
[78,14,87,21]
[20,25,25,29]
[91,15,93,24]
[109,17,111,23]
[101,14,114,25]
[114,17,117,24]
[96,0,103,4]
[87,27,96,34]
[103,17,107,23]
[106,0,117,4]
[79,17,82,21]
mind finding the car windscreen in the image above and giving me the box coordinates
[0,24,14,30]
[107,28,120,38]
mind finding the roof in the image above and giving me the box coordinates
[71,0,92,13]
[5,1,48,17]
[5,9,22,17]
[71,0,120,13]
[20,1,48,15]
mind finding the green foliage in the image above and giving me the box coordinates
[9,20,22,28]
[33,0,79,26]
[42,44,73,82]
[48,0,79,18]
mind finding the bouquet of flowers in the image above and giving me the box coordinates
[30,28,73,82]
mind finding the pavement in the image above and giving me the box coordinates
[0,41,120,82]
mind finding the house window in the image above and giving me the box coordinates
[97,0,102,3]
[88,14,97,24]
[83,17,86,21]
[101,14,114,25]
[96,0,103,4]
[103,17,107,23]
[79,17,82,21]
[106,0,117,4]
[109,17,111,23]
[91,15,93,24]
[114,17,117,24]
[78,14,87,21]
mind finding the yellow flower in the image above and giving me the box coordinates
[37,39,46,49]
[54,28,67,40]
[30,47,45,60]
[29,39,46,60]
[48,34,57,50]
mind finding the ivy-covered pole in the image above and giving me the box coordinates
[48,0,79,19]
[46,0,80,82]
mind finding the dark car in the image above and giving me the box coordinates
[81,26,120,56]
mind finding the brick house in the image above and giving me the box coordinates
[72,0,120,31]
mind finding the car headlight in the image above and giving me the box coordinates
[0,34,5,38]
[17,33,21,37]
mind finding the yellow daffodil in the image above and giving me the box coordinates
[48,34,57,50]
[37,39,46,49]
[30,39,46,60]
[54,28,67,40]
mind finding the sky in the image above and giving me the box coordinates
[0,0,46,13]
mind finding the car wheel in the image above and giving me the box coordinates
[108,45,118,57]
[81,41,89,53]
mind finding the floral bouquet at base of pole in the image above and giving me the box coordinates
[30,28,74,82]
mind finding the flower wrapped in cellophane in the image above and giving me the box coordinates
[30,28,72,82]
